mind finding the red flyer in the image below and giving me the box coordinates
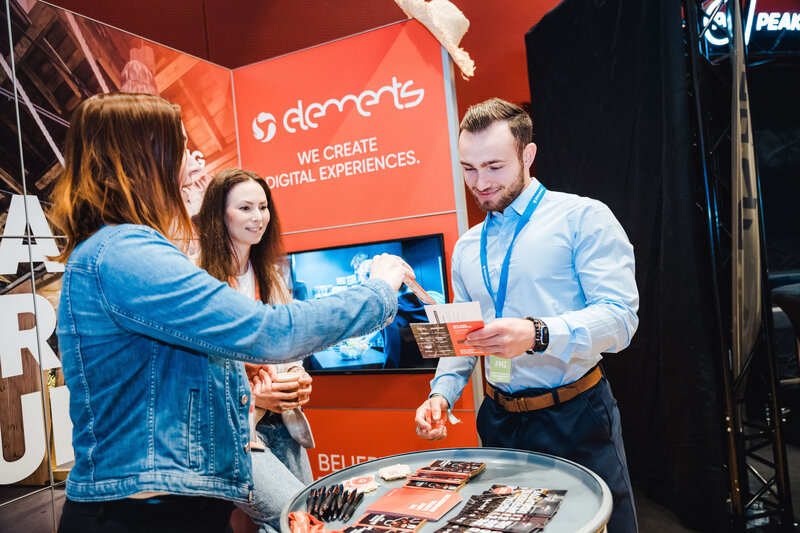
[366,486,463,521]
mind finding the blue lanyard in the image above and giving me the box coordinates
[480,184,546,318]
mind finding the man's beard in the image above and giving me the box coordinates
[471,166,526,213]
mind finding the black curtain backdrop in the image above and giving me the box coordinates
[526,1,728,530]
[749,65,800,275]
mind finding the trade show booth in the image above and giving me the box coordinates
[0,1,482,530]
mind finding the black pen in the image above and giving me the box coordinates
[319,485,334,519]
[307,489,317,515]
[342,489,365,522]
[306,488,316,513]
[312,487,327,518]
[306,488,315,515]
[330,484,344,520]
[331,486,345,521]
[343,489,365,522]
[335,488,351,520]
[320,484,338,520]
[338,488,357,521]
[320,485,339,522]
[334,484,346,519]
[340,488,356,520]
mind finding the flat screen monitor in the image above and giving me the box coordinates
[288,234,448,374]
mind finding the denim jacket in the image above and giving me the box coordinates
[57,224,396,502]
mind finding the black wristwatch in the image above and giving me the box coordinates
[524,317,549,354]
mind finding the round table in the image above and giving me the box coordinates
[281,447,611,533]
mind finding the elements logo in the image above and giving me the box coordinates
[252,112,277,143]
[251,77,424,143]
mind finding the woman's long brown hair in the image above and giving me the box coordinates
[49,93,193,261]
[194,169,287,304]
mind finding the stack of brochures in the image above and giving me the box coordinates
[342,512,428,533]
[434,485,567,533]
[362,461,486,524]
[403,460,486,491]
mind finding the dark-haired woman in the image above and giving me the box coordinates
[195,169,314,533]
[51,93,412,533]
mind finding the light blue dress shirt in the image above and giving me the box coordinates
[430,178,639,406]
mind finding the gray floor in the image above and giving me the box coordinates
[632,440,800,532]
[635,486,700,532]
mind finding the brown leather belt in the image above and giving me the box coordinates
[485,366,603,413]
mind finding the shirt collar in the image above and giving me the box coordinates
[489,177,541,221]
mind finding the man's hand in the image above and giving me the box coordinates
[464,317,535,358]
[414,395,450,441]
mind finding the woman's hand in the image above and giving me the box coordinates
[251,365,312,413]
[369,253,415,292]
[295,369,313,407]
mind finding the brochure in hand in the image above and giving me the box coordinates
[410,302,488,358]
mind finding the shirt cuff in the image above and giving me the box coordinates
[430,375,466,410]
[539,316,571,363]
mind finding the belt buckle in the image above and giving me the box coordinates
[495,389,525,412]
[498,392,525,413]
[496,390,511,410]
[511,397,527,412]
[495,390,507,409]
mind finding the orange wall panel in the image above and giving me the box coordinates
[308,373,475,412]
[304,408,479,479]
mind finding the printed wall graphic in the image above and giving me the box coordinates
[234,20,457,233]
[0,0,235,498]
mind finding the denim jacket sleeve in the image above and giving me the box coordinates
[94,226,397,363]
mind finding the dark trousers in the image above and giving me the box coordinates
[477,375,638,533]
[58,495,234,533]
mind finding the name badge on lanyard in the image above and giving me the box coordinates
[479,184,545,383]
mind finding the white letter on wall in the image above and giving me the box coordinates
[0,294,61,378]
[49,385,74,467]
[0,392,45,484]
[0,194,64,274]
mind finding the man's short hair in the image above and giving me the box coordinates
[459,98,533,159]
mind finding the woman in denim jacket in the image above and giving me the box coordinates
[195,168,316,533]
[51,93,412,533]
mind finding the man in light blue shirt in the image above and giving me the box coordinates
[414,98,639,532]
